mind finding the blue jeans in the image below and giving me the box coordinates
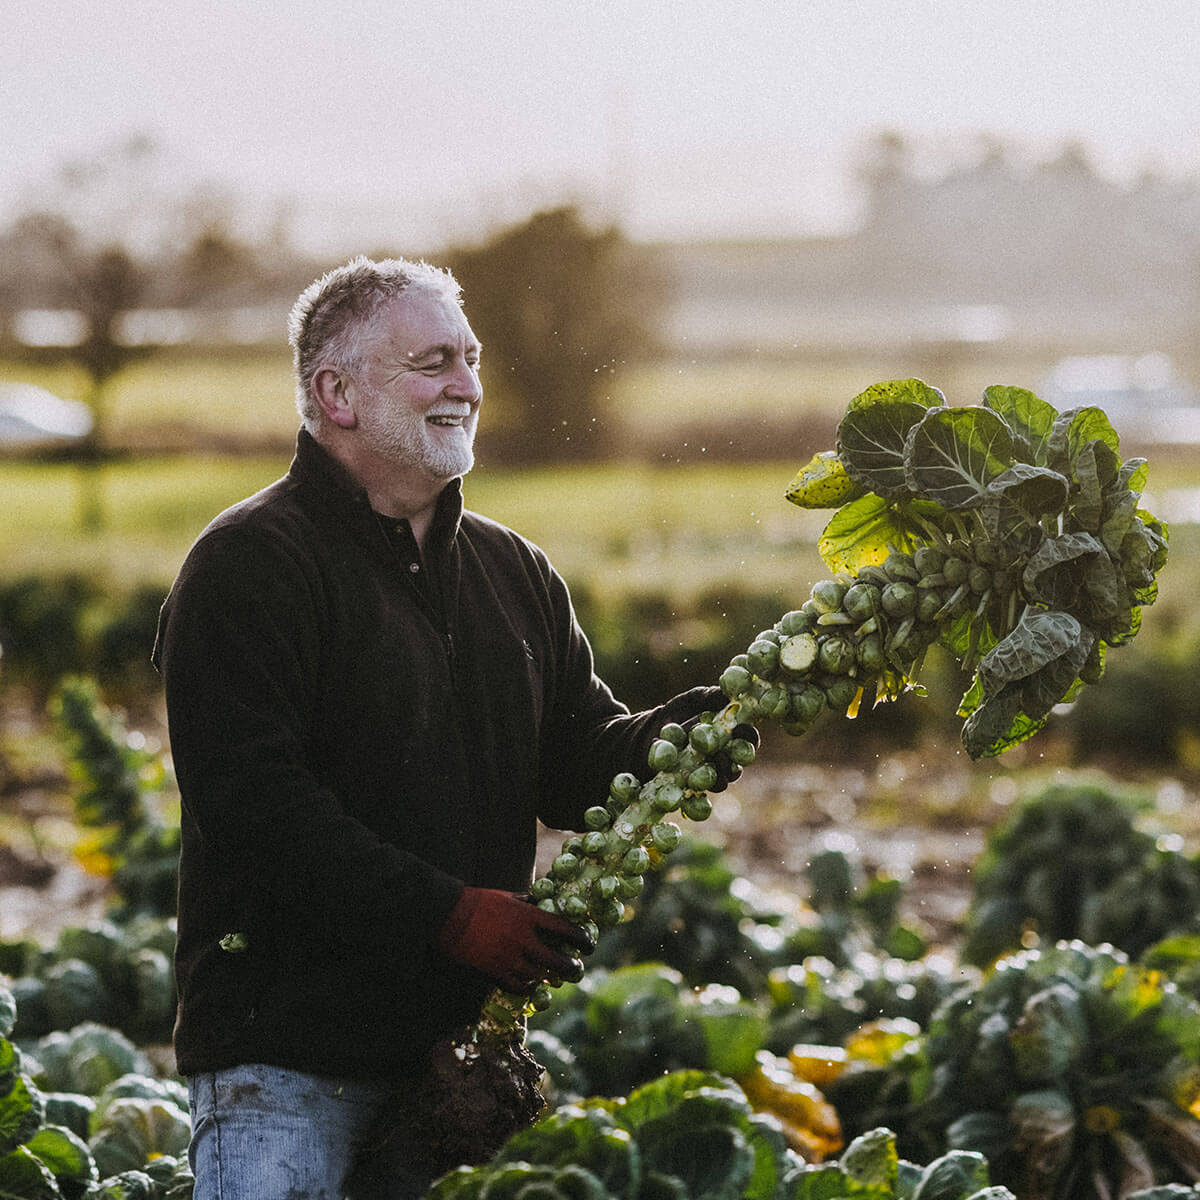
[187,1063,435,1200]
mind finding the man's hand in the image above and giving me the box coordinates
[436,886,593,993]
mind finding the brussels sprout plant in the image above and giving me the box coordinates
[401,379,1170,1175]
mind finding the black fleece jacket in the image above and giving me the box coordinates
[154,430,715,1080]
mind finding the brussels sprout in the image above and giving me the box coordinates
[790,684,827,723]
[622,847,651,876]
[564,836,585,855]
[720,664,753,697]
[687,763,719,792]
[610,773,641,801]
[551,853,582,880]
[659,722,689,748]
[913,545,946,575]
[968,565,992,594]
[881,581,917,617]
[530,877,557,901]
[581,831,607,856]
[681,792,714,822]
[584,806,611,831]
[916,572,946,589]
[594,899,625,928]
[810,579,847,613]
[857,633,885,672]
[651,783,684,813]
[537,898,559,914]
[842,583,880,622]
[728,737,756,767]
[777,608,815,636]
[779,632,819,674]
[884,552,920,582]
[616,875,644,900]
[651,822,682,854]
[689,723,721,756]
[824,677,860,712]
[818,635,856,676]
[647,739,681,771]
[531,985,553,1010]
[916,589,944,624]
[943,556,970,586]
[594,875,620,901]
[561,895,589,921]
[758,685,790,719]
[746,639,781,678]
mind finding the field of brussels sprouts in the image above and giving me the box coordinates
[3,375,1200,1198]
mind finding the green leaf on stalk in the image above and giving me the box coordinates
[961,686,1047,759]
[817,496,941,575]
[838,399,934,500]
[1049,406,1121,474]
[784,451,866,509]
[981,464,1069,544]
[1119,457,1149,493]
[1022,532,1111,613]
[978,610,1085,698]
[904,407,1014,510]
[983,384,1058,466]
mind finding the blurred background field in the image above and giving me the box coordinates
[6,3,1200,938]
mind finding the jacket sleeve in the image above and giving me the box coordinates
[154,523,464,951]
[532,561,720,830]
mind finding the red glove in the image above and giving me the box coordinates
[435,887,593,993]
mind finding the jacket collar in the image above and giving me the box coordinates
[287,428,465,553]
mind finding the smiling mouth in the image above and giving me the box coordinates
[427,415,465,427]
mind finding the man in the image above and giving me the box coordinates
[154,256,732,1198]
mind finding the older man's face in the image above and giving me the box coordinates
[351,289,483,481]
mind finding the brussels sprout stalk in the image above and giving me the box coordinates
[395,379,1169,1176]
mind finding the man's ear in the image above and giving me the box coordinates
[312,368,358,429]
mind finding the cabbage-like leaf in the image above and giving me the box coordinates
[961,687,1047,760]
[1021,627,1093,722]
[1022,533,1108,612]
[904,407,1014,510]
[837,1126,899,1189]
[0,1145,60,1199]
[977,610,1085,699]
[691,999,768,1079]
[26,1123,98,1192]
[817,495,940,575]
[0,991,14,1043]
[1008,1088,1076,1186]
[0,1073,43,1157]
[634,1096,756,1200]
[88,1098,191,1181]
[495,1105,639,1197]
[911,1149,992,1200]
[784,451,865,509]
[1119,457,1149,493]
[982,384,1058,466]
[838,401,931,499]
[981,464,1069,543]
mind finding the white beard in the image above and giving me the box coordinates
[355,384,477,480]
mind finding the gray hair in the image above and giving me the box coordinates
[287,255,463,428]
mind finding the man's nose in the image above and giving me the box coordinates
[446,361,482,403]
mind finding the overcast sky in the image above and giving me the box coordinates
[6,1,1200,255]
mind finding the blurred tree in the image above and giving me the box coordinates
[0,137,282,528]
[447,206,662,463]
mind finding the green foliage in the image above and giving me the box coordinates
[50,679,179,924]
[961,783,1200,966]
[909,941,1200,1198]
[529,965,767,1103]
[427,1070,805,1200]
[8,919,177,1045]
[789,379,1168,758]
[27,1026,152,1099]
